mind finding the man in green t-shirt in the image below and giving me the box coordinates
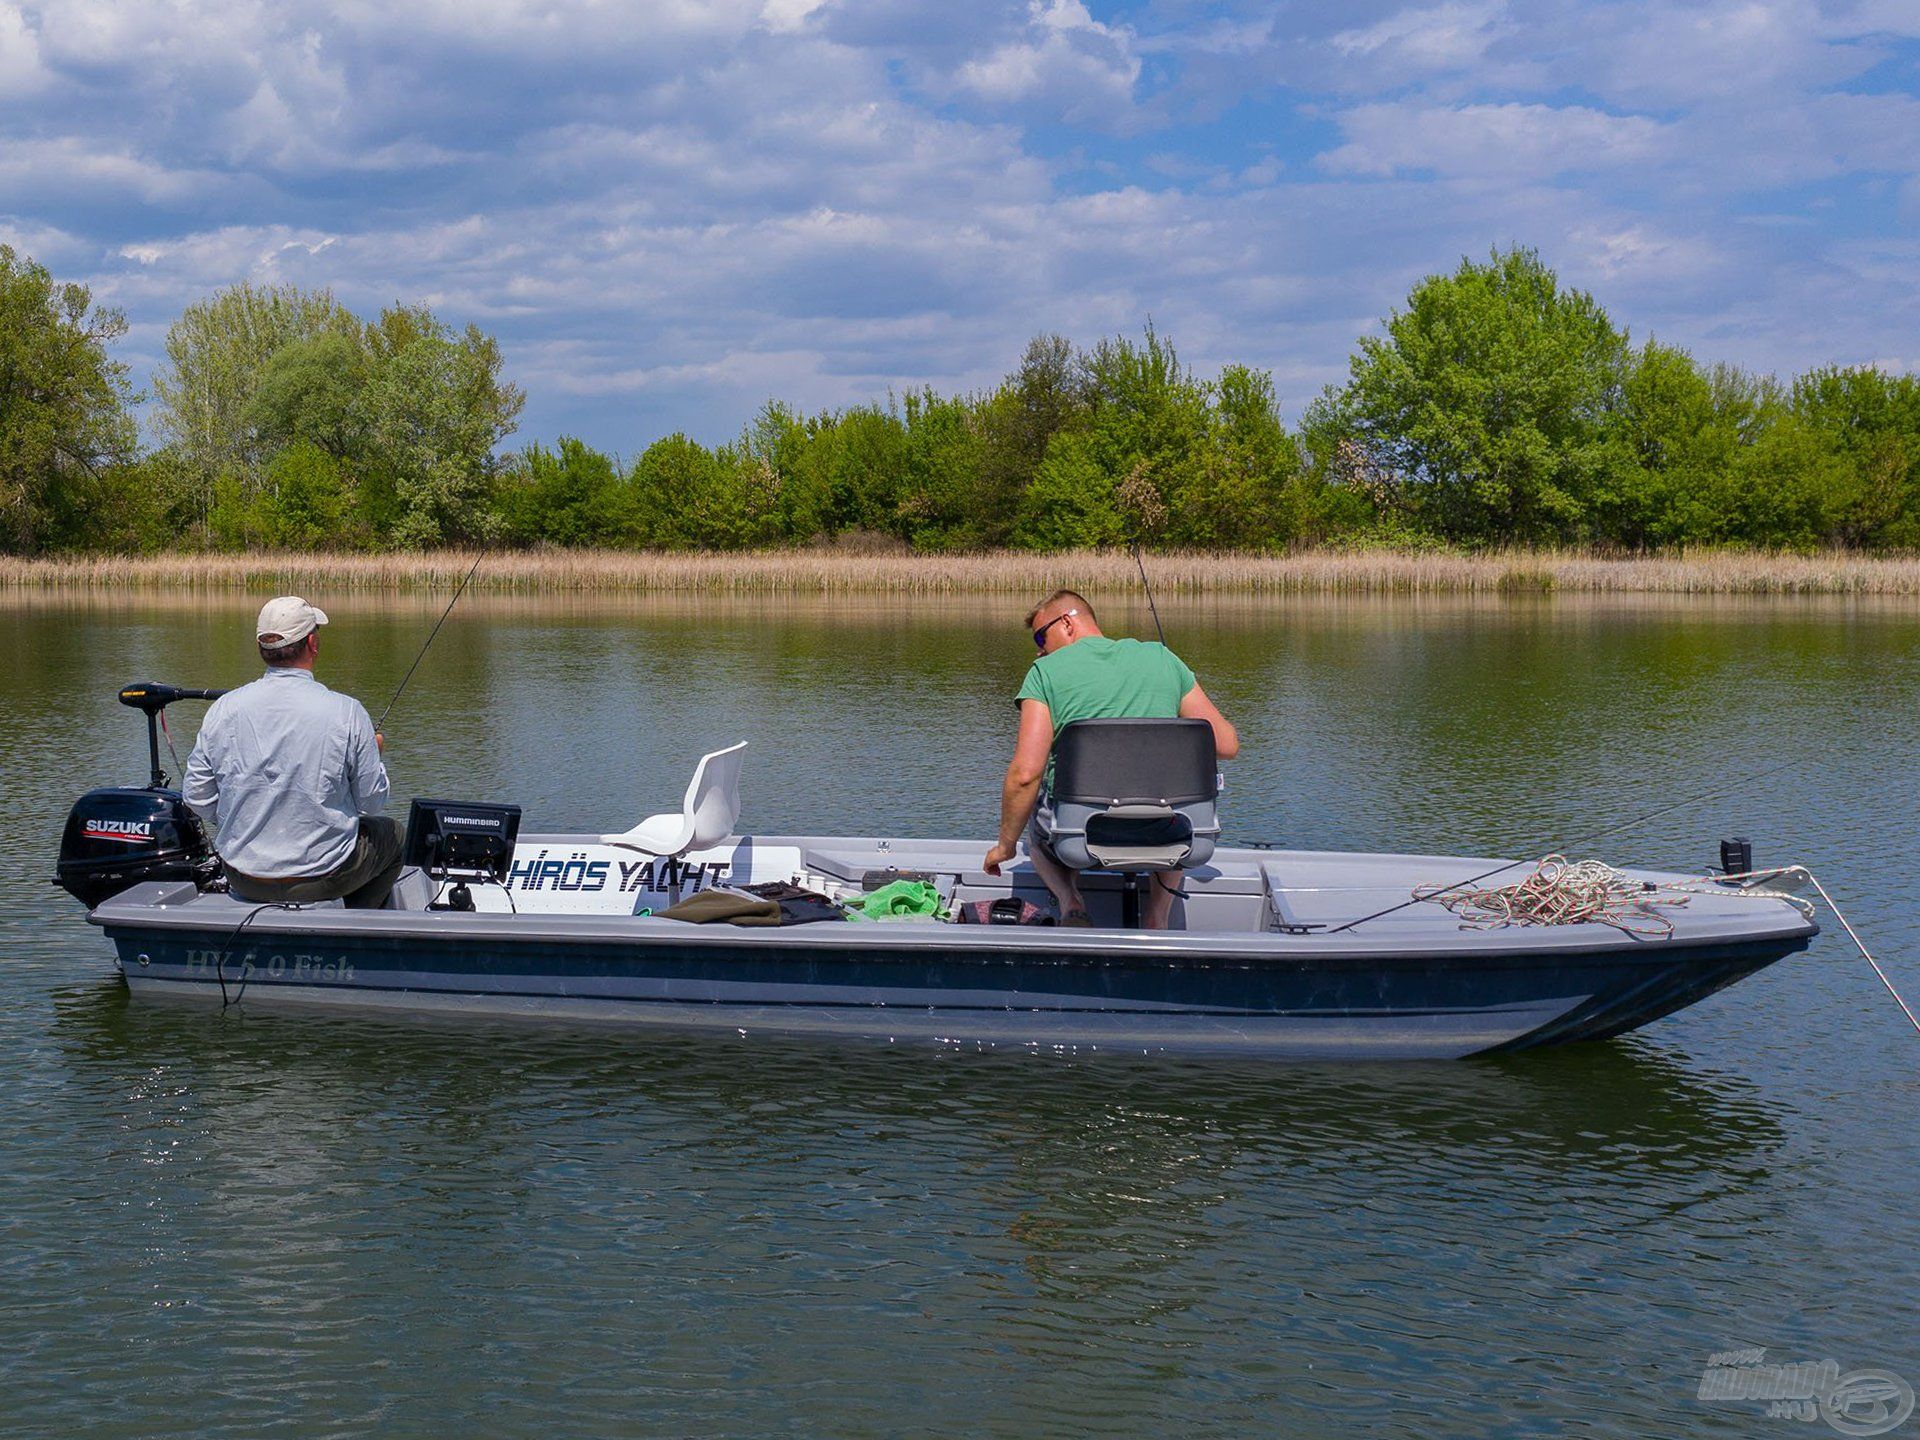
[983,588,1239,929]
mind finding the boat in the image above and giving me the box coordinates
[54,683,1820,1061]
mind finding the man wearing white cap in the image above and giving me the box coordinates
[183,596,401,908]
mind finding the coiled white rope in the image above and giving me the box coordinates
[1414,857,1918,1036]
[1415,855,1700,938]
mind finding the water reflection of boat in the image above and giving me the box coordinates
[41,977,1794,1439]
[51,978,1787,1175]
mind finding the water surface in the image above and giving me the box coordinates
[3,591,1916,1437]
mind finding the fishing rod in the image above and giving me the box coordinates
[1326,750,1811,935]
[1130,541,1188,907]
[376,551,484,733]
[1132,540,1167,646]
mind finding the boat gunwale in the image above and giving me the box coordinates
[91,891,1819,967]
[83,833,1821,965]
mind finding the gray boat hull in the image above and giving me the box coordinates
[91,835,1818,1059]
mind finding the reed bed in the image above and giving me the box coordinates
[7,548,1920,595]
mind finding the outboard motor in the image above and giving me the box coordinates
[54,683,226,908]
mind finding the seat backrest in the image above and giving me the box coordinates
[683,741,748,851]
[1051,719,1217,805]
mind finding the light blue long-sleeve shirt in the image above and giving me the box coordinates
[183,668,390,879]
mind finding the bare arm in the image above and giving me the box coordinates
[1180,683,1239,760]
[983,700,1056,875]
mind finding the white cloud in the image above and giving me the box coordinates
[0,1,47,92]
[1826,0,1920,38]
[1559,223,1724,287]
[760,0,828,34]
[0,137,234,203]
[0,0,1915,451]
[1330,1,1510,74]
[0,214,83,263]
[327,0,758,54]
[952,0,1141,121]
[1558,0,1869,106]
[1319,102,1671,179]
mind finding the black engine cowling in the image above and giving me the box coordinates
[56,787,217,908]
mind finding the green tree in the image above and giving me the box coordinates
[246,331,369,460]
[1178,363,1303,550]
[780,405,908,540]
[495,437,630,547]
[695,444,784,549]
[630,433,726,548]
[1075,325,1212,546]
[1015,431,1125,549]
[1310,247,1631,544]
[152,281,356,522]
[1028,323,1291,550]
[1593,342,1722,548]
[971,334,1087,544]
[354,304,525,547]
[253,440,356,549]
[898,389,986,551]
[1789,366,1920,547]
[737,401,809,544]
[1711,417,1848,549]
[0,246,138,553]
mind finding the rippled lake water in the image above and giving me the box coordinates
[4,590,1918,1437]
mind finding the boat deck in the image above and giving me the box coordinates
[102,834,1819,959]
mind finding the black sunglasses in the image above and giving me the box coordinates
[1033,609,1077,650]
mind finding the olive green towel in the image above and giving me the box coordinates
[658,889,782,926]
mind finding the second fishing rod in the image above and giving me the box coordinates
[376,551,486,734]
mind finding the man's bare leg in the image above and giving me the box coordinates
[1143,869,1183,930]
[1027,842,1089,921]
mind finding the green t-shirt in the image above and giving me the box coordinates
[1015,636,1197,731]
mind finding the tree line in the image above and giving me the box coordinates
[3,242,1917,555]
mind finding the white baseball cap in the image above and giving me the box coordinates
[256,595,329,645]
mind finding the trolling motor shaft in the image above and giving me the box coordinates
[119,682,227,788]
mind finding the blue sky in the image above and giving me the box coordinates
[2,0,1917,454]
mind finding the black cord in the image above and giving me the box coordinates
[429,874,516,913]
[377,550,484,732]
[213,901,298,1010]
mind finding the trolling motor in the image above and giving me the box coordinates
[54,683,227,908]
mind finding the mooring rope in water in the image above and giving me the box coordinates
[1724,867,1920,1037]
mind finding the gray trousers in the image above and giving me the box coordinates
[227,817,404,909]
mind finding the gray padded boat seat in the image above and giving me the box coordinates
[1033,718,1220,872]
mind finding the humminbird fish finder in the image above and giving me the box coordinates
[403,799,522,912]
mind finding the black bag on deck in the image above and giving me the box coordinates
[958,897,1055,926]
